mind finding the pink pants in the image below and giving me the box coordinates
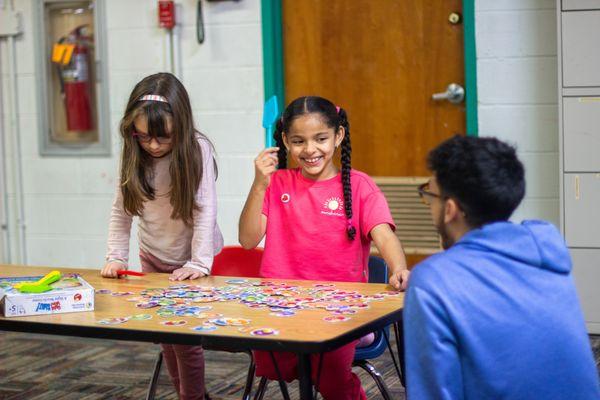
[140,251,205,400]
[253,340,367,400]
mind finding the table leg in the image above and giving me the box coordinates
[394,319,406,387]
[298,353,313,400]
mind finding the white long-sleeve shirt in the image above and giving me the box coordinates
[106,136,223,275]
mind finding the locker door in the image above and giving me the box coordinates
[564,173,600,247]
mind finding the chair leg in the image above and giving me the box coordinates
[146,351,163,400]
[253,377,269,400]
[267,351,291,400]
[242,351,256,400]
[353,360,393,400]
[276,380,291,400]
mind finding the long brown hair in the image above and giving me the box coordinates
[119,72,211,225]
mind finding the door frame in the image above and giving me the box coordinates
[260,0,478,137]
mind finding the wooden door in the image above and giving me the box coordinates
[282,0,465,264]
[283,0,464,176]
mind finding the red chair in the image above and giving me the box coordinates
[211,246,264,278]
[146,246,264,400]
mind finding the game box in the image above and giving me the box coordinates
[0,273,95,317]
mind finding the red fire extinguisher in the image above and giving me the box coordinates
[55,25,93,132]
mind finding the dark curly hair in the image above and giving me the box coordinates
[427,135,525,228]
[273,96,356,240]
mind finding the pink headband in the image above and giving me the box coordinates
[139,94,168,103]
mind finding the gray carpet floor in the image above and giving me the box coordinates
[0,332,598,399]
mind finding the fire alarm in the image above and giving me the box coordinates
[158,0,175,29]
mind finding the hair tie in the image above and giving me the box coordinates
[336,106,341,114]
[139,94,168,103]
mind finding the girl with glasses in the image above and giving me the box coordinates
[101,72,223,400]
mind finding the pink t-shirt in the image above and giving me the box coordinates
[261,168,395,283]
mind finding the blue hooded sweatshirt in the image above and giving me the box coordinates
[404,220,600,400]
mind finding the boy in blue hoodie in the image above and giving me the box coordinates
[404,135,599,399]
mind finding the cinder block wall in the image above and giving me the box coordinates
[0,0,560,267]
[476,0,559,225]
[0,0,263,268]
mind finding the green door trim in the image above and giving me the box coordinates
[462,0,478,136]
[260,0,478,140]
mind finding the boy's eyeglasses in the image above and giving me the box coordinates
[132,131,172,145]
[417,182,442,206]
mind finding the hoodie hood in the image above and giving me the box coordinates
[455,220,571,274]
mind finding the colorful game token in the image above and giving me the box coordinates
[111,291,135,296]
[227,318,252,326]
[324,315,351,323]
[210,317,251,326]
[95,289,112,295]
[192,305,213,312]
[270,310,296,317]
[332,308,357,315]
[349,303,370,309]
[250,328,279,336]
[195,312,223,319]
[157,310,175,318]
[126,296,144,302]
[226,279,248,285]
[97,317,129,325]
[363,294,385,301]
[378,291,401,296]
[192,296,219,303]
[136,301,159,309]
[168,284,190,289]
[161,320,188,326]
[129,313,153,320]
[313,283,335,288]
[191,324,217,332]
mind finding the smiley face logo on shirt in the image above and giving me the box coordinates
[281,193,290,203]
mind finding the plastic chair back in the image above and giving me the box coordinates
[354,256,390,360]
[211,246,264,278]
[367,256,388,285]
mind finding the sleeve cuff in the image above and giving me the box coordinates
[183,262,210,276]
[106,258,128,268]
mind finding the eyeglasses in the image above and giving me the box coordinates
[417,182,442,206]
[132,131,172,145]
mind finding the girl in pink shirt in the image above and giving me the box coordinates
[239,95,409,400]
[102,73,223,400]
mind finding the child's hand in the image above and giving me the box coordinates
[253,147,279,188]
[389,269,411,291]
[169,267,206,281]
[101,261,126,278]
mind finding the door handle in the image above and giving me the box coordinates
[432,83,465,104]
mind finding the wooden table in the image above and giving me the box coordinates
[0,265,404,399]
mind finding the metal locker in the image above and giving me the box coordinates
[563,97,600,172]
[564,173,600,247]
[570,248,600,331]
[562,0,600,10]
[562,11,600,87]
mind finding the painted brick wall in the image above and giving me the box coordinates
[0,0,263,268]
[476,0,559,225]
[0,0,561,268]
